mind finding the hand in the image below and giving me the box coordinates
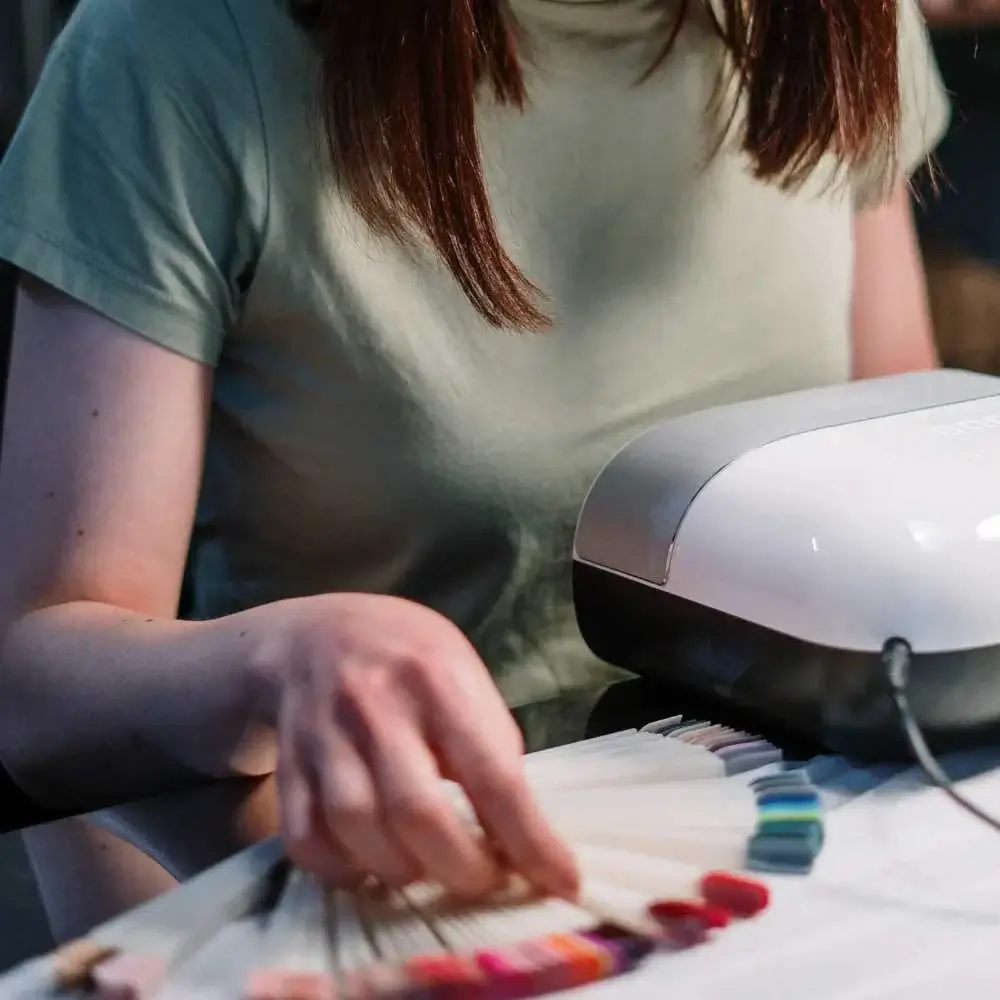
[250,593,579,899]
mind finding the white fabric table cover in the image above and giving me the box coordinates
[562,751,1000,1000]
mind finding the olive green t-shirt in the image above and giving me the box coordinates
[0,0,949,749]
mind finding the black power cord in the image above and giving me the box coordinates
[882,637,1000,835]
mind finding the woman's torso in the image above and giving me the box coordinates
[186,0,858,745]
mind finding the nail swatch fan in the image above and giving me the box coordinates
[1,718,825,1000]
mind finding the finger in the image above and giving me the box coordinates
[355,709,501,897]
[434,721,579,899]
[407,648,577,897]
[307,728,420,888]
[277,689,350,883]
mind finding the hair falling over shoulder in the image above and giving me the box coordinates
[290,0,901,331]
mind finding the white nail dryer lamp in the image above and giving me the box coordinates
[573,369,1000,759]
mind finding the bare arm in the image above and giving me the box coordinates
[921,0,1000,26]
[850,182,940,379]
[0,279,277,810]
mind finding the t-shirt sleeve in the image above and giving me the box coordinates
[0,0,268,364]
[854,0,952,209]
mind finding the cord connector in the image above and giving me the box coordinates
[881,637,912,694]
[881,635,1000,835]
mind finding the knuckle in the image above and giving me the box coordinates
[384,792,444,835]
[477,762,525,802]
[337,664,393,710]
[326,794,376,834]
[332,663,366,701]
[394,654,434,696]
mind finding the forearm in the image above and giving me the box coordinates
[851,184,940,378]
[0,600,279,811]
[921,1,1000,27]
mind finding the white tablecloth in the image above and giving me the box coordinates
[564,751,1000,1000]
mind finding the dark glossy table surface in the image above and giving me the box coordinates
[0,767,57,834]
[0,675,823,836]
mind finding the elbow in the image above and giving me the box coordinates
[0,615,44,798]
[0,634,71,809]
[0,603,115,810]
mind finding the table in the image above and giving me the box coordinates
[554,749,1000,999]
[0,675,825,834]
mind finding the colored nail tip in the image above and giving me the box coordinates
[750,827,824,850]
[647,899,718,923]
[746,858,816,875]
[665,722,710,738]
[756,810,823,827]
[335,931,656,1000]
[618,939,657,966]
[758,791,815,804]
[244,969,284,992]
[746,853,819,873]
[756,800,823,814]
[752,833,824,857]
[755,785,820,801]
[699,872,771,918]
[747,824,823,857]
[582,932,657,968]
[658,919,711,949]
[723,751,784,775]
[649,901,699,920]
[584,923,634,942]
[713,737,767,752]
[91,953,169,1000]
[750,832,821,849]
[647,903,717,946]
[746,848,819,870]
[640,714,684,731]
[701,903,733,929]
[751,775,813,793]
[406,970,487,992]
[405,955,483,978]
[756,811,823,828]
[702,735,758,752]
[752,768,810,783]
[244,969,339,1000]
[754,836,822,853]
[755,810,823,826]
[750,771,813,792]
[470,932,642,997]
[754,818,824,841]
[652,723,688,736]
[648,900,732,930]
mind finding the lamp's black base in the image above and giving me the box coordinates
[574,560,1000,762]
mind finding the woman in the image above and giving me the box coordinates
[0,0,946,941]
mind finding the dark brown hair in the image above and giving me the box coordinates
[291,0,900,330]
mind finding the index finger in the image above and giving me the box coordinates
[434,719,579,899]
